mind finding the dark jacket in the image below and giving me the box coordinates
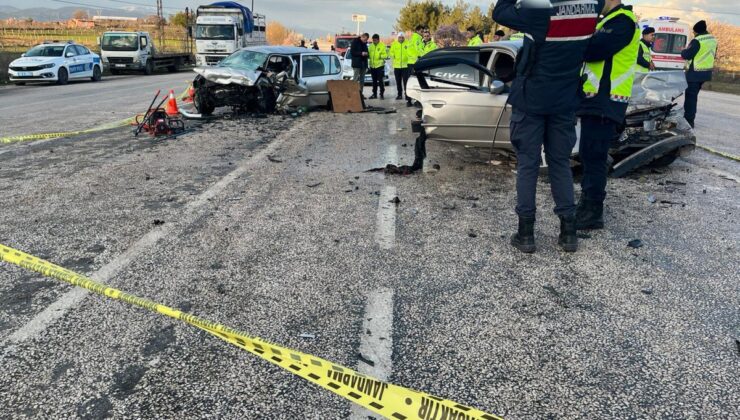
[350,37,369,69]
[492,0,604,115]
[681,34,713,83]
[577,5,637,123]
[637,40,652,69]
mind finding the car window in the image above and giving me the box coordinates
[64,46,77,57]
[422,50,481,86]
[329,55,341,74]
[267,55,293,74]
[302,55,334,77]
[25,45,65,57]
[74,45,88,56]
[219,50,268,71]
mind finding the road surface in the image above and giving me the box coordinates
[0,80,738,419]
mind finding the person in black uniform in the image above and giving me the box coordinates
[681,20,718,128]
[493,0,604,253]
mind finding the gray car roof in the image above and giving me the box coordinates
[239,46,317,55]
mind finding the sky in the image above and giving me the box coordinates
[1,0,738,38]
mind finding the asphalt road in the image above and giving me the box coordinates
[0,82,738,419]
[0,72,193,138]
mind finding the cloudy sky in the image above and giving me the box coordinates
[2,0,738,37]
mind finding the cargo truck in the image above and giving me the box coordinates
[99,31,194,75]
[195,1,267,66]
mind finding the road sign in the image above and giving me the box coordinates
[352,14,367,22]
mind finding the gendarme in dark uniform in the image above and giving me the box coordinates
[493,0,604,253]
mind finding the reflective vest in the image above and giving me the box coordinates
[420,40,438,56]
[509,32,525,41]
[389,40,411,69]
[368,42,388,69]
[409,32,423,64]
[582,8,640,103]
[690,34,717,71]
[635,40,652,73]
[467,35,483,46]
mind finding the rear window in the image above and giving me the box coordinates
[653,34,687,54]
[421,50,481,86]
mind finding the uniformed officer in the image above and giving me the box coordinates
[420,30,437,56]
[509,31,525,41]
[466,27,483,46]
[636,26,655,72]
[389,33,410,100]
[681,20,718,128]
[493,0,604,253]
[576,0,640,230]
[368,34,388,99]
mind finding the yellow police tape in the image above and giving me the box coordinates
[696,144,740,162]
[0,244,502,420]
[0,117,136,145]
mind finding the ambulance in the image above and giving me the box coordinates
[638,17,691,70]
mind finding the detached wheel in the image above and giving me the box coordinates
[56,67,69,85]
[91,65,102,82]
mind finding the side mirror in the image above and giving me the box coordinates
[490,80,505,95]
[65,52,74,57]
[21,53,26,57]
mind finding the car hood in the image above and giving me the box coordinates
[630,70,687,109]
[193,66,262,86]
[10,56,60,66]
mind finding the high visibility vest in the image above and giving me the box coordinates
[467,35,483,46]
[389,40,409,69]
[368,42,388,69]
[420,40,438,56]
[408,32,423,64]
[582,8,640,103]
[509,33,525,41]
[689,34,717,71]
[635,40,652,73]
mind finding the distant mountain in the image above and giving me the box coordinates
[0,6,152,22]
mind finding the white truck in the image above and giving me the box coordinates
[195,1,267,66]
[99,31,193,75]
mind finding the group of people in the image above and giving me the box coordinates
[493,0,717,254]
[349,26,439,104]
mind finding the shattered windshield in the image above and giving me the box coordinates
[196,25,236,40]
[101,34,138,51]
[218,50,269,71]
[25,45,65,57]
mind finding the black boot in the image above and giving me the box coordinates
[369,94,377,99]
[558,215,578,252]
[510,216,536,253]
[575,198,604,230]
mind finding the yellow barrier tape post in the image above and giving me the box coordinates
[0,117,136,145]
[0,244,502,420]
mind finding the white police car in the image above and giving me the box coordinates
[8,41,103,86]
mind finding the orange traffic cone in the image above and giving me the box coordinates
[184,84,195,103]
[165,89,179,116]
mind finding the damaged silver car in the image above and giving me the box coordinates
[406,42,695,177]
[192,46,343,115]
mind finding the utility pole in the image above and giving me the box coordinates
[156,0,164,49]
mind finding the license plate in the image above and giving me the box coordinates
[18,71,31,77]
[114,64,125,68]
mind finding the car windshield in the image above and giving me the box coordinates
[219,50,268,71]
[25,45,65,57]
[196,25,235,40]
[102,34,138,51]
[335,38,352,49]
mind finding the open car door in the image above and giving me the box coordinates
[410,48,516,149]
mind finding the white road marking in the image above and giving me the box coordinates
[0,122,297,353]
[349,288,394,420]
[385,144,398,165]
[374,186,397,250]
[387,119,398,136]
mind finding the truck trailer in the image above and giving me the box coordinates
[195,2,267,66]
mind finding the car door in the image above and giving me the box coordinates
[63,45,81,78]
[73,45,94,78]
[299,53,342,107]
[414,49,512,148]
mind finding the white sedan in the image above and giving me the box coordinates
[8,41,103,86]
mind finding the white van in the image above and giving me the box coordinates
[638,17,690,70]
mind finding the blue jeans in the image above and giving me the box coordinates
[510,108,578,218]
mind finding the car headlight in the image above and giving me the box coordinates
[41,63,56,69]
[133,56,140,63]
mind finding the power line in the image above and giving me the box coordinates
[635,4,740,17]
[104,0,181,11]
[50,0,181,12]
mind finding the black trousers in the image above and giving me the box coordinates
[370,67,385,95]
[579,115,618,203]
[684,81,703,128]
[394,68,409,98]
[509,108,578,218]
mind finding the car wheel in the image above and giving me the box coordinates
[144,60,154,75]
[194,88,215,116]
[256,84,277,114]
[56,67,69,85]
[91,65,102,82]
